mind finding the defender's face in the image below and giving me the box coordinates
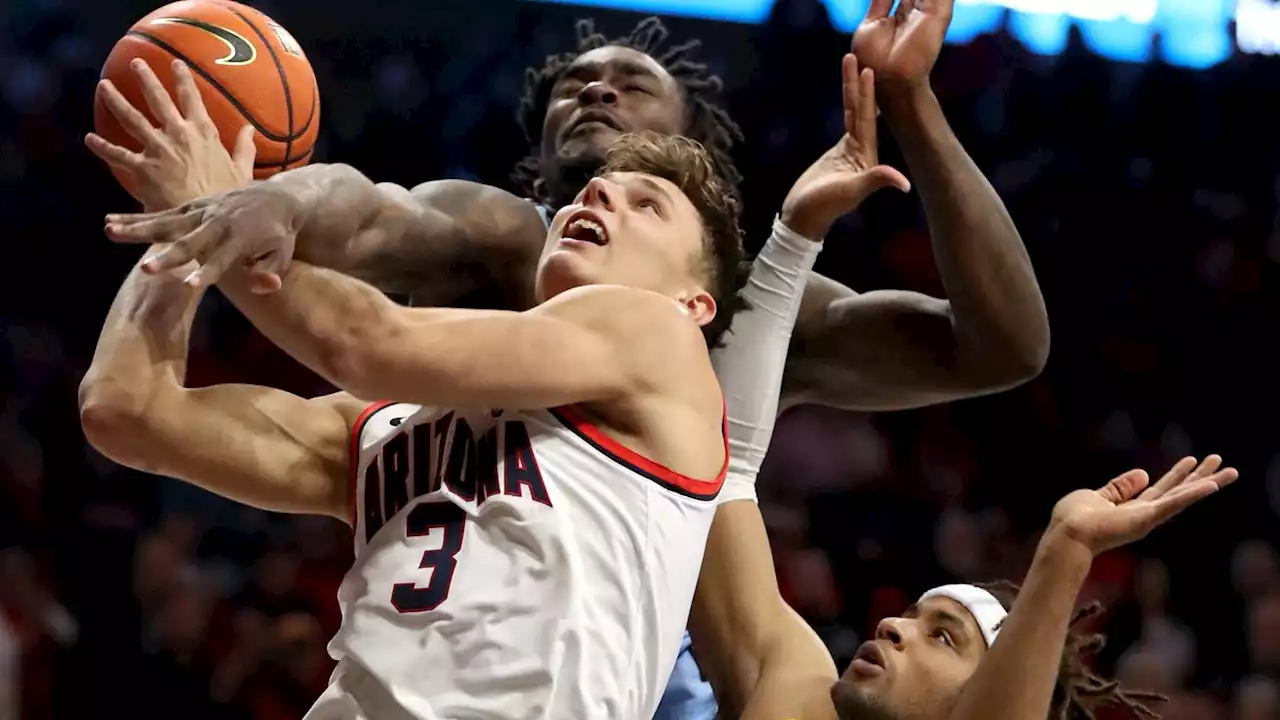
[535,172,709,306]
[541,46,686,169]
[831,597,987,720]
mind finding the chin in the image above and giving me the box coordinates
[831,679,901,720]
[536,252,595,300]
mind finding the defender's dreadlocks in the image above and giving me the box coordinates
[979,581,1168,720]
[514,16,744,203]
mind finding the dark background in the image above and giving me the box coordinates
[2,1,1279,718]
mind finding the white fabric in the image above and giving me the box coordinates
[323,402,725,720]
[919,584,1008,648]
[711,217,823,504]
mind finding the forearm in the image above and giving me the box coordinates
[713,219,822,486]
[948,532,1091,720]
[883,85,1048,377]
[219,261,397,394]
[80,256,204,458]
[738,607,838,720]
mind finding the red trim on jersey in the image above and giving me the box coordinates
[549,401,728,500]
[348,401,395,528]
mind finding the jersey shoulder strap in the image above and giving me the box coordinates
[530,201,553,229]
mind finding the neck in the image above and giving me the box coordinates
[541,153,605,209]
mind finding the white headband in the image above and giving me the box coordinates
[918,584,1007,648]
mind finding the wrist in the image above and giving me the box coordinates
[1034,527,1095,578]
[777,210,829,244]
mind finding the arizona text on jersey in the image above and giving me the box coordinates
[306,402,728,720]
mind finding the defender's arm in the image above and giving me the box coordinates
[78,255,363,520]
[220,266,708,411]
[688,501,838,720]
[267,166,545,305]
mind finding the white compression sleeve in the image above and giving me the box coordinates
[711,217,823,503]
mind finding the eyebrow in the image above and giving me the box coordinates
[903,603,975,649]
[561,58,662,83]
[631,175,674,203]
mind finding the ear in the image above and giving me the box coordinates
[682,290,717,329]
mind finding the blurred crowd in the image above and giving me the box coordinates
[2,0,1280,718]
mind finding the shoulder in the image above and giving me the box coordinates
[406,179,544,238]
[314,391,376,433]
[536,286,718,397]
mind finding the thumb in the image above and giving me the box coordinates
[246,252,287,295]
[863,165,911,194]
[232,125,257,178]
[1097,469,1150,505]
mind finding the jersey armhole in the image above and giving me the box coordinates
[348,401,395,528]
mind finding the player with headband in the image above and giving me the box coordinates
[833,455,1236,720]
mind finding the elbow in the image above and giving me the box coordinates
[77,378,154,467]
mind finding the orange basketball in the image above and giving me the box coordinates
[95,0,319,196]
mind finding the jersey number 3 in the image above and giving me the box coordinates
[390,502,467,613]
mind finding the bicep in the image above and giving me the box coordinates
[786,273,965,411]
[143,387,362,520]
[351,180,544,305]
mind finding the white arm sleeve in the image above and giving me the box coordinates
[711,217,823,504]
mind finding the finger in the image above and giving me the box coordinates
[105,212,202,245]
[132,59,184,130]
[97,79,162,147]
[231,125,258,178]
[864,0,895,20]
[855,67,879,151]
[85,132,145,169]
[1138,456,1199,501]
[184,241,242,287]
[171,60,214,130]
[1140,470,1237,526]
[841,54,859,136]
[864,164,911,194]
[246,253,286,294]
[148,219,229,274]
[895,0,916,22]
[1096,469,1150,505]
[145,240,205,275]
[106,197,208,225]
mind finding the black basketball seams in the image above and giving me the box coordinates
[124,17,317,161]
[220,4,296,163]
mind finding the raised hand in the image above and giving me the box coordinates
[87,58,255,210]
[104,183,303,293]
[852,0,954,88]
[1048,455,1238,557]
[779,54,910,240]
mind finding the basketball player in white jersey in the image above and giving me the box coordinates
[83,132,746,719]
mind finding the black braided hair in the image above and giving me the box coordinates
[513,16,743,204]
[979,581,1169,720]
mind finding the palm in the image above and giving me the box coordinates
[1050,456,1237,556]
[852,0,953,84]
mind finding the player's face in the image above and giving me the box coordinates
[540,47,686,205]
[535,172,716,324]
[830,597,987,720]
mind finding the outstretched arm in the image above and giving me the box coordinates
[78,253,362,520]
[90,59,546,307]
[217,263,711,413]
[946,457,1234,720]
[781,0,1048,412]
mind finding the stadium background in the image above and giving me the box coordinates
[2,0,1279,717]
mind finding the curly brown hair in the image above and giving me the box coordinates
[599,132,748,349]
[979,581,1168,719]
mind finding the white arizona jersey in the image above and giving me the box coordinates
[307,401,727,720]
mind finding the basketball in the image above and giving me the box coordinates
[95,0,319,196]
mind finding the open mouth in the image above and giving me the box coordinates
[561,210,609,246]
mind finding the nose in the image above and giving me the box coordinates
[582,177,616,211]
[875,617,907,650]
[579,80,619,107]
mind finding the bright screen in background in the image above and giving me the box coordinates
[524,0,1274,69]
